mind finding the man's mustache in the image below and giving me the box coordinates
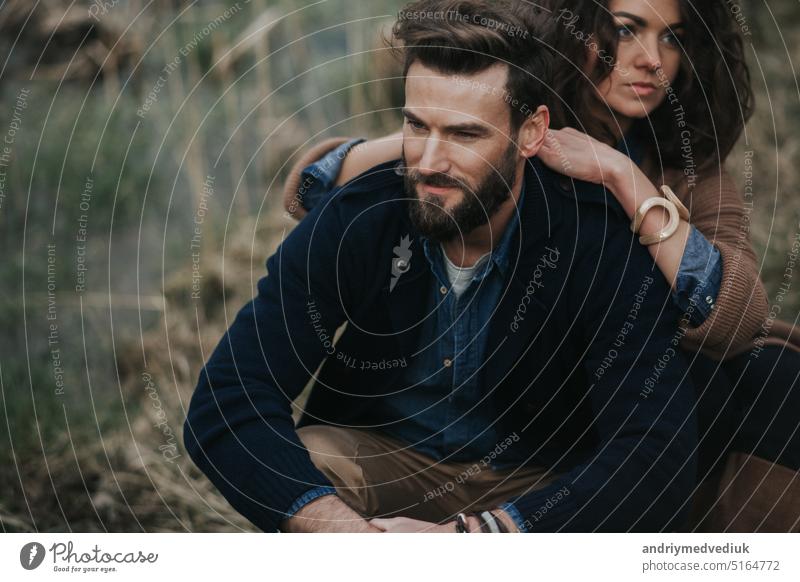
[407,169,466,190]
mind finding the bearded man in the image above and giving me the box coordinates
[185,0,697,533]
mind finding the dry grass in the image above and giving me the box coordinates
[1,213,293,532]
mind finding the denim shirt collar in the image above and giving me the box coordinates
[420,180,526,284]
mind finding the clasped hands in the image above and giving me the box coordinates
[282,494,517,533]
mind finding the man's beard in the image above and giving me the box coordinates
[404,142,518,243]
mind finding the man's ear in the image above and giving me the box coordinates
[517,105,549,158]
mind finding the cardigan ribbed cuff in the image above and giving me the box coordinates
[505,481,579,532]
[185,417,335,533]
[244,446,336,532]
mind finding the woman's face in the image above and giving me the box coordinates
[593,0,683,130]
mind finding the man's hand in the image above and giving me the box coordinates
[281,494,382,533]
[370,509,520,533]
[369,516,455,533]
[493,509,520,532]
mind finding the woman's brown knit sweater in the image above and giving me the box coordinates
[282,138,770,361]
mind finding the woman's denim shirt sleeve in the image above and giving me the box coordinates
[673,225,723,326]
[299,138,366,212]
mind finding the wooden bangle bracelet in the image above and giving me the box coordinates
[631,197,680,246]
[660,185,690,221]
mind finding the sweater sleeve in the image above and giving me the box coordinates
[183,193,354,532]
[505,222,698,532]
[675,168,768,359]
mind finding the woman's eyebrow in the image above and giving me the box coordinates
[613,11,684,31]
[613,11,648,27]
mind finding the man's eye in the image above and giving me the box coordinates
[456,131,478,139]
[407,120,426,131]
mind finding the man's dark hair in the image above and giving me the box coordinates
[392,0,552,131]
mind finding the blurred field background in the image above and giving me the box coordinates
[0,0,798,532]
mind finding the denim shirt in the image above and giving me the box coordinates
[287,161,527,527]
[374,188,526,466]
[674,227,723,325]
[298,138,366,211]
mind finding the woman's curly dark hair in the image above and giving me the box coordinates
[539,0,754,172]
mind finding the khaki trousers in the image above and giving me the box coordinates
[297,425,559,523]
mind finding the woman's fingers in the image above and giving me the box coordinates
[537,128,622,186]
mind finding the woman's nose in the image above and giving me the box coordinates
[635,38,662,71]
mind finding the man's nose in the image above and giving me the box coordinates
[417,136,451,175]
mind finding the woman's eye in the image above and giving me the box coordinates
[616,25,634,39]
[661,31,681,46]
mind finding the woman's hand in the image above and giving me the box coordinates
[539,127,690,292]
[538,127,630,187]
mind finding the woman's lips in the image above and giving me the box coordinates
[629,82,658,97]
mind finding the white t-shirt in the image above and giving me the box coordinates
[440,244,492,297]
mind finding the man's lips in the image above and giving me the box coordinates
[421,184,458,196]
